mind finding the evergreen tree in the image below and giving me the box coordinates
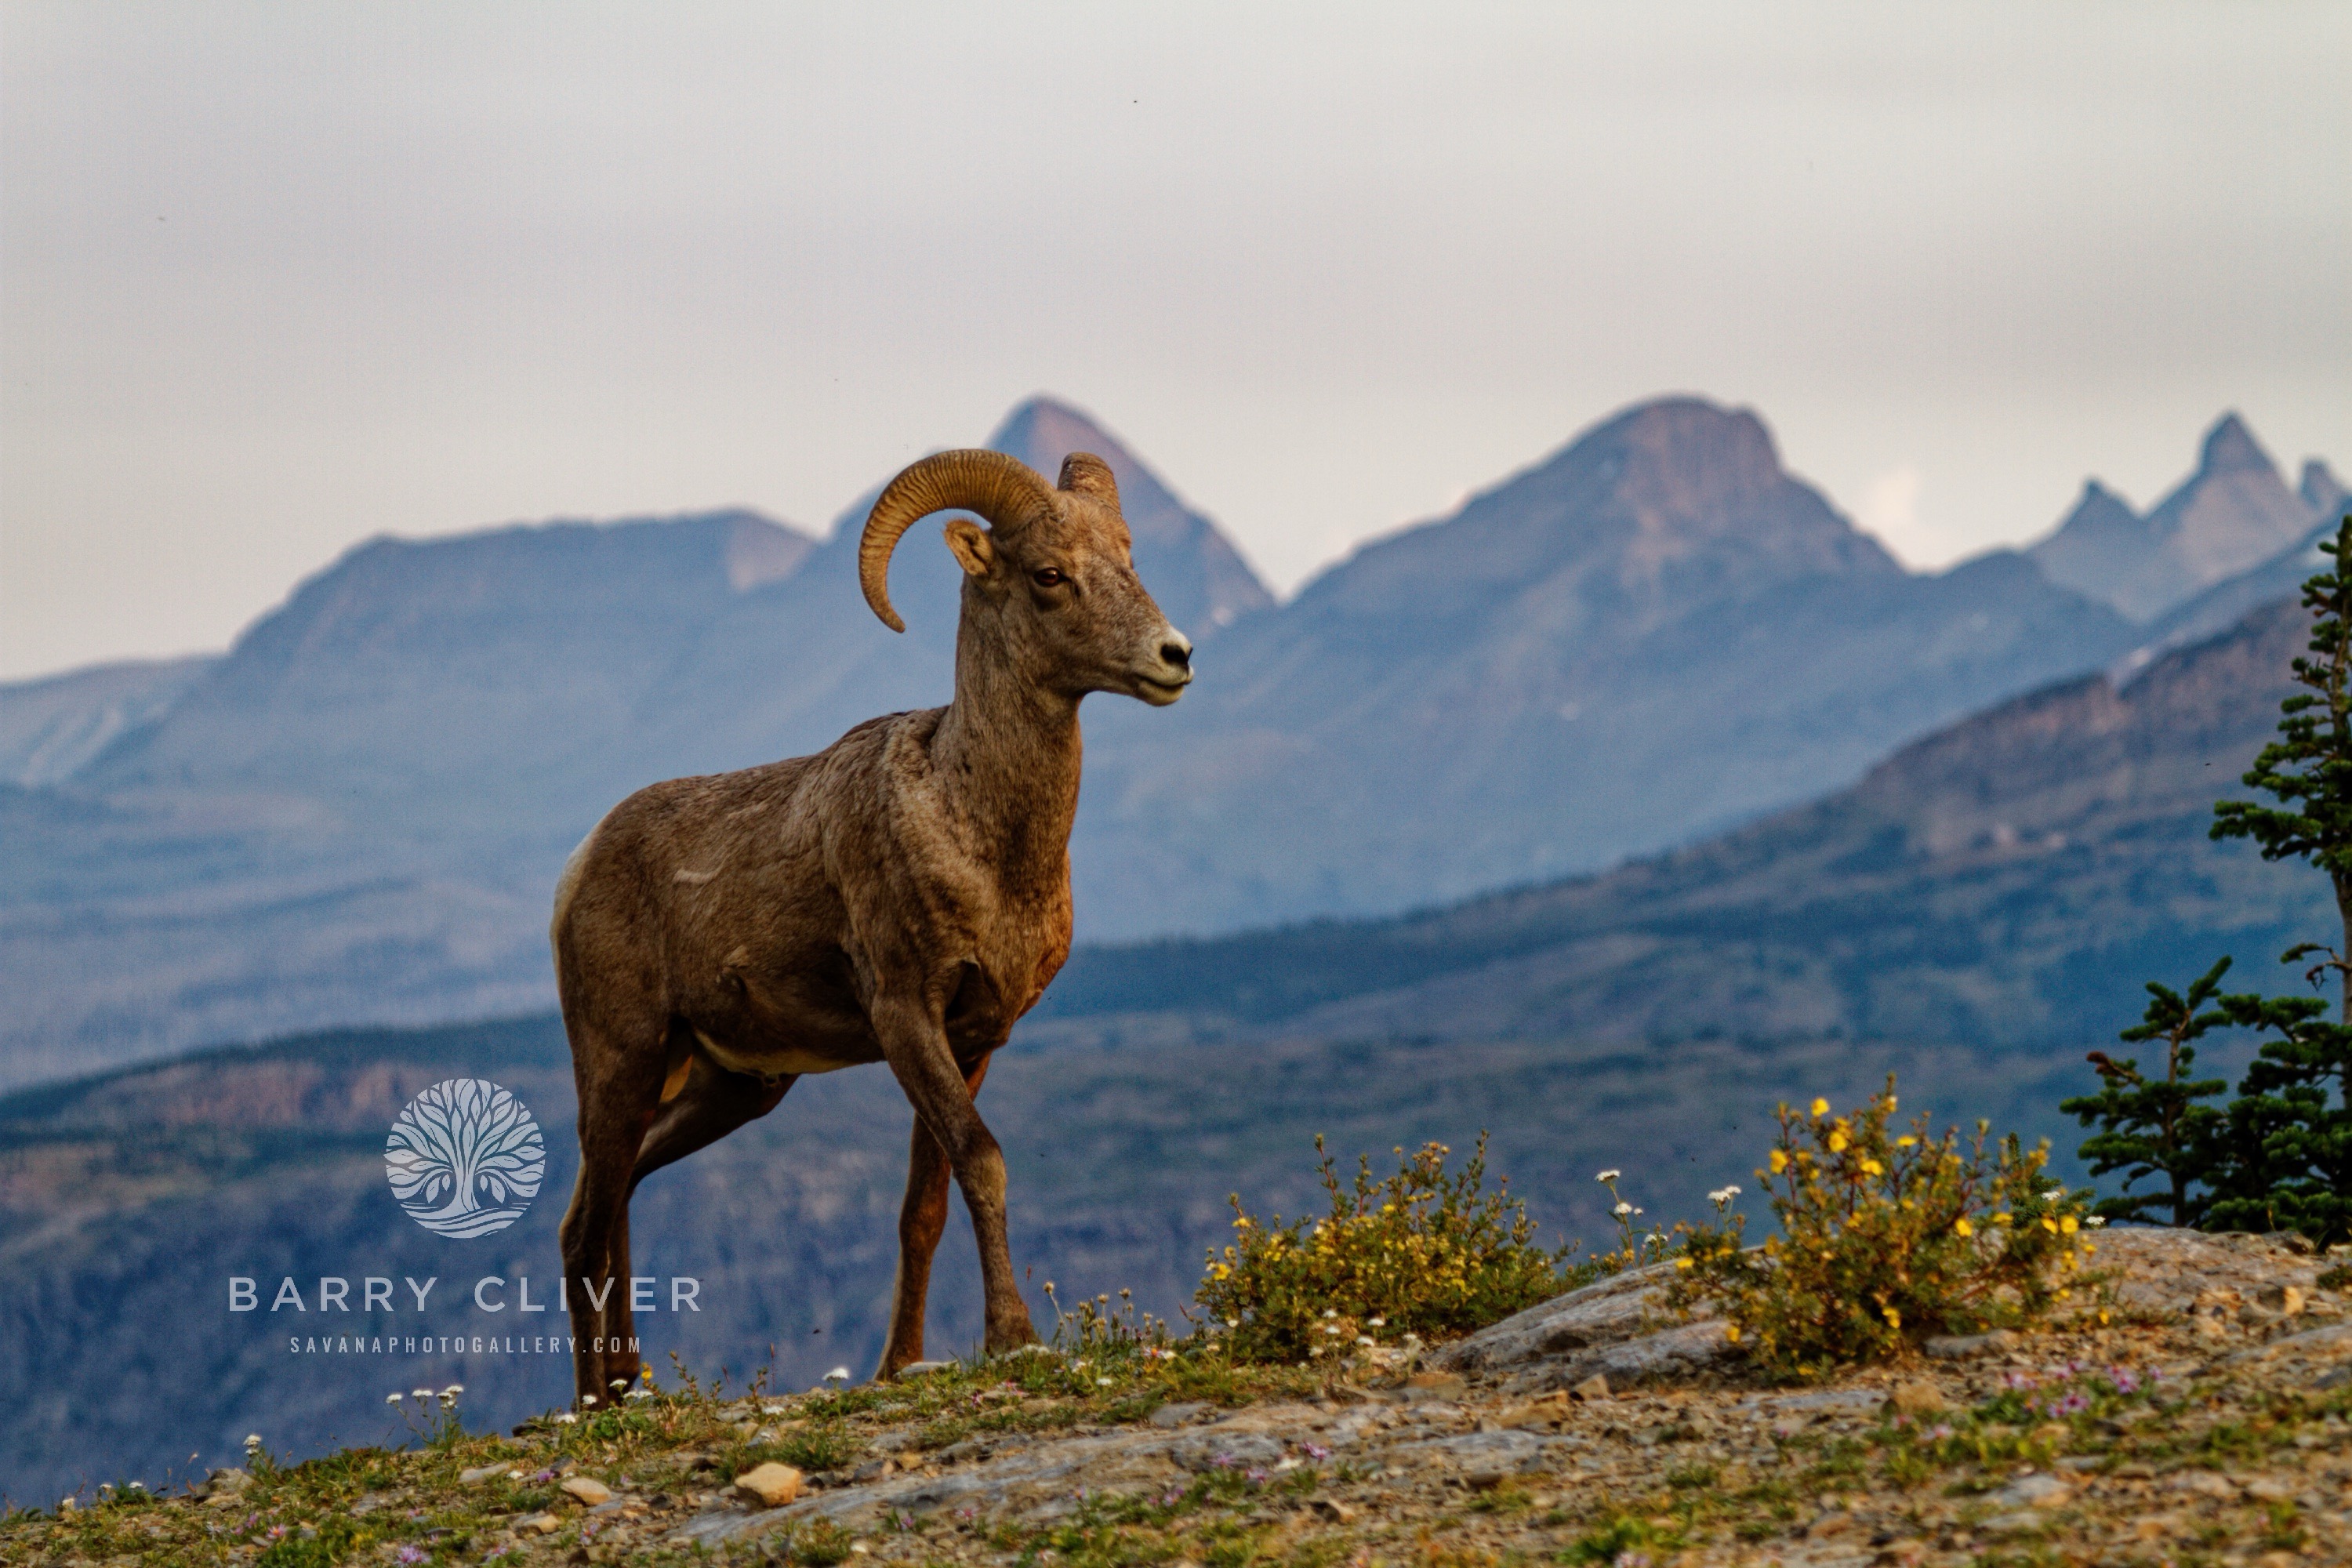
[2201,514,2352,1246]
[2213,516,2352,1021]
[2062,958,2231,1226]
[2069,514,2352,1243]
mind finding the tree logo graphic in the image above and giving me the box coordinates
[386,1079,546,1238]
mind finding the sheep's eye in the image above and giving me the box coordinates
[1032,568,1065,587]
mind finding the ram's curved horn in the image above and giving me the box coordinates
[859,450,1056,632]
[1056,452,1120,506]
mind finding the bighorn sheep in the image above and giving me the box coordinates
[549,448,1192,1404]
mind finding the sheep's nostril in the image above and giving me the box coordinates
[1160,641,1192,671]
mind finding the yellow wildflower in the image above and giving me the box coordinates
[2042,1216,2059,1234]
[1810,1098,1830,1117]
[1770,1149,1790,1174]
[1896,1135,1917,1147]
[1724,1323,1740,1343]
[1675,1256,1694,1270]
[1882,1305,1900,1329]
[1952,1218,1973,1237]
[1860,1158,1883,1176]
[2060,1215,2078,1234]
[1828,1131,1849,1153]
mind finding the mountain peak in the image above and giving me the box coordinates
[2303,459,2350,522]
[2198,412,2273,477]
[2029,412,2318,620]
[1575,397,1785,519]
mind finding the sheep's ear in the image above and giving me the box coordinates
[1056,453,1120,508]
[942,517,995,578]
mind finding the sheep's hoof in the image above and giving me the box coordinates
[985,1319,1042,1355]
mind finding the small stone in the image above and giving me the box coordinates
[1991,1474,2069,1510]
[2170,1470,2240,1498]
[561,1475,612,1506]
[1924,1330,2016,1359]
[1804,1511,1853,1537]
[896,1359,954,1377]
[205,1467,252,1494]
[1149,1401,1210,1428]
[1571,1374,1611,1402]
[736,1461,804,1508]
[461,1463,516,1484]
[1403,1372,1468,1402]
[1310,1498,1356,1523]
[1888,1381,1947,1414]
[1979,1510,2045,1535]
[1463,1468,1508,1491]
[2243,1475,2296,1502]
[2257,1284,2307,1316]
[517,1512,563,1534]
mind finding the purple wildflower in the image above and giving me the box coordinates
[1302,1443,1330,1461]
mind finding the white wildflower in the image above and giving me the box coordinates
[1367,1316,1386,1327]
[824,1366,851,1383]
[1595,1169,1621,1183]
[2085,1215,2107,1228]
[387,1393,403,1405]
[1613,1202,1632,1217]
[557,1413,579,1425]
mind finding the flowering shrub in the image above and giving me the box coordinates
[1664,1078,2096,1381]
[1195,1134,1571,1363]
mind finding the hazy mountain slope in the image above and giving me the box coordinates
[82,510,815,841]
[2142,459,2352,655]
[5,397,2303,1084]
[0,1011,2101,1507]
[0,655,215,788]
[2028,414,2323,620]
[1039,596,2323,1051]
[0,403,1279,1088]
[1067,399,2138,934]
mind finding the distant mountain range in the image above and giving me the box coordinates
[2027,416,2344,622]
[1036,594,2325,1055]
[1,397,2339,1087]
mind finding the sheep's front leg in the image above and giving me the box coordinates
[877,1054,993,1378]
[875,1003,1038,1356]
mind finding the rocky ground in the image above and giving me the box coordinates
[7,1227,2350,1567]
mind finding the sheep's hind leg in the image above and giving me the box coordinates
[559,1016,664,1409]
[877,1054,993,1379]
[612,1059,793,1393]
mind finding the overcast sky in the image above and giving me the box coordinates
[3,2,2346,681]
